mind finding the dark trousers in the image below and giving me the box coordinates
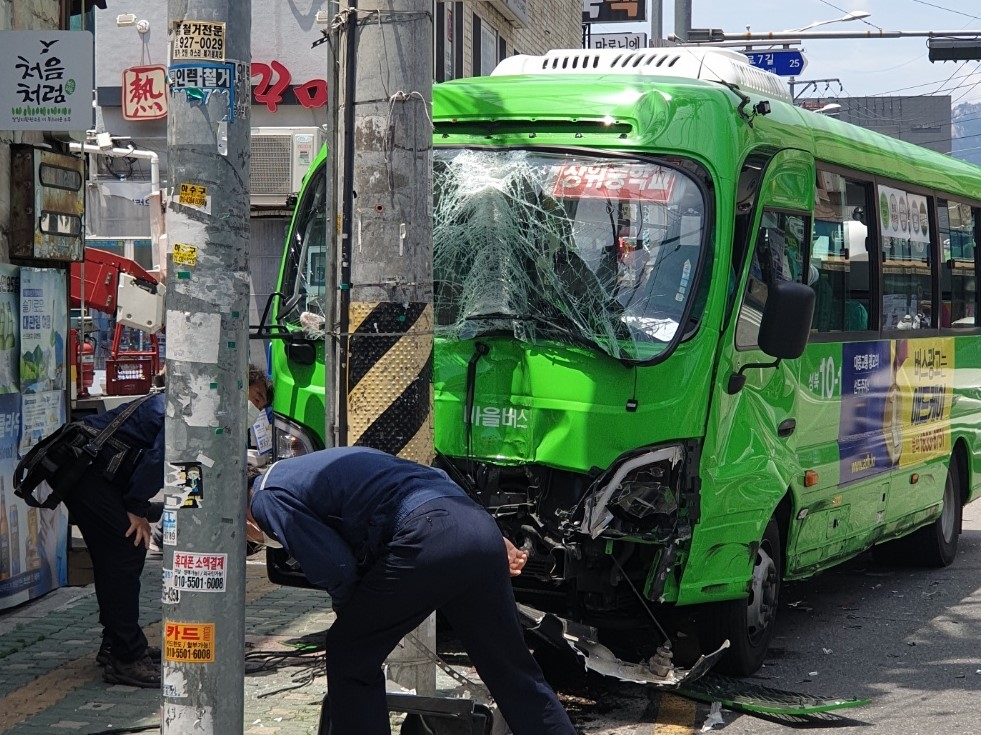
[324,496,576,735]
[63,473,149,663]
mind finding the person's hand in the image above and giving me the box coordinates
[125,513,152,549]
[246,518,265,544]
[503,537,528,577]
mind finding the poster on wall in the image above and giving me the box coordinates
[19,390,65,455]
[0,392,68,610]
[19,268,66,395]
[0,264,19,394]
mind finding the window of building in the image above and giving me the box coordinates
[435,2,456,82]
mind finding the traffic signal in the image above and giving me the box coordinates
[928,38,981,62]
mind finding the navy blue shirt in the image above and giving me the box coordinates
[250,446,466,609]
[82,391,166,516]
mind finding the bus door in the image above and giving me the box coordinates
[686,149,814,603]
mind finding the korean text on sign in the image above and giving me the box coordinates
[173,21,226,61]
[172,551,227,592]
[164,622,215,663]
[551,164,677,204]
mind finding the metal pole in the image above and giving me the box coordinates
[162,1,251,732]
[650,0,663,46]
[677,28,981,43]
[674,0,691,42]
[330,0,436,697]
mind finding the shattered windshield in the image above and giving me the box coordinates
[433,149,709,361]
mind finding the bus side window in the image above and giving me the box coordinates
[881,188,934,331]
[810,170,872,333]
[939,199,978,329]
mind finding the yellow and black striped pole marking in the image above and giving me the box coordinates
[345,300,434,464]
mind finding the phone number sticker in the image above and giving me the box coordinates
[173,21,225,60]
[165,621,215,663]
[161,568,181,605]
[173,551,227,592]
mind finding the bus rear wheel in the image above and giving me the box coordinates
[699,518,781,676]
[873,458,963,568]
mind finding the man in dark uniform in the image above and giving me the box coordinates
[248,446,576,735]
[72,388,165,687]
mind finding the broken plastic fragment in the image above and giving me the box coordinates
[700,701,724,731]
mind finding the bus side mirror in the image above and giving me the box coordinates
[286,337,316,366]
[759,280,815,360]
[727,281,815,395]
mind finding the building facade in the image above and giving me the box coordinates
[83,1,581,368]
[0,0,88,609]
[798,95,953,155]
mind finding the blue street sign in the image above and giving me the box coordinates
[743,49,807,77]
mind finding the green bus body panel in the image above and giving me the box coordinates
[433,335,716,470]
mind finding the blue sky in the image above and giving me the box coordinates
[594,0,981,105]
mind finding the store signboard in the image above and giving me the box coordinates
[0,31,93,131]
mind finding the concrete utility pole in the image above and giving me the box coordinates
[674,0,692,43]
[329,0,435,696]
[650,0,663,47]
[162,2,251,732]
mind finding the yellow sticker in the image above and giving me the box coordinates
[165,621,215,663]
[178,183,208,209]
[173,243,198,267]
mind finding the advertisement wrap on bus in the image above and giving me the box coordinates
[258,46,981,676]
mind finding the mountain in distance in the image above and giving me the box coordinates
[952,101,981,166]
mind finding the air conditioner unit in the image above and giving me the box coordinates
[250,126,323,207]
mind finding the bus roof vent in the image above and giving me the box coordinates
[491,46,792,103]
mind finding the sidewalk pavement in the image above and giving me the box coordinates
[0,553,341,735]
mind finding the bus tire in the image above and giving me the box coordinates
[700,518,781,676]
[874,458,962,568]
[909,458,962,567]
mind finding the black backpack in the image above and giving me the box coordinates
[13,394,153,509]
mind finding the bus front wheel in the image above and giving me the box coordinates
[699,518,782,676]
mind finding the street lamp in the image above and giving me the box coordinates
[787,10,871,33]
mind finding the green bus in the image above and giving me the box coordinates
[265,47,981,675]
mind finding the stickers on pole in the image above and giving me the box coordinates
[161,568,180,605]
[174,461,205,507]
[162,508,177,546]
[165,621,216,663]
[172,242,198,267]
[177,183,211,213]
[172,21,225,61]
[162,703,214,731]
[173,551,227,592]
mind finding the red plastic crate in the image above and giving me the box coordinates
[106,356,154,396]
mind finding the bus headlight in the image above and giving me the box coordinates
[581,445,685,539]
[272,414,322,460]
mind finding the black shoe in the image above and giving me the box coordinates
[103,652,160,688]
[97,641,161,667]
